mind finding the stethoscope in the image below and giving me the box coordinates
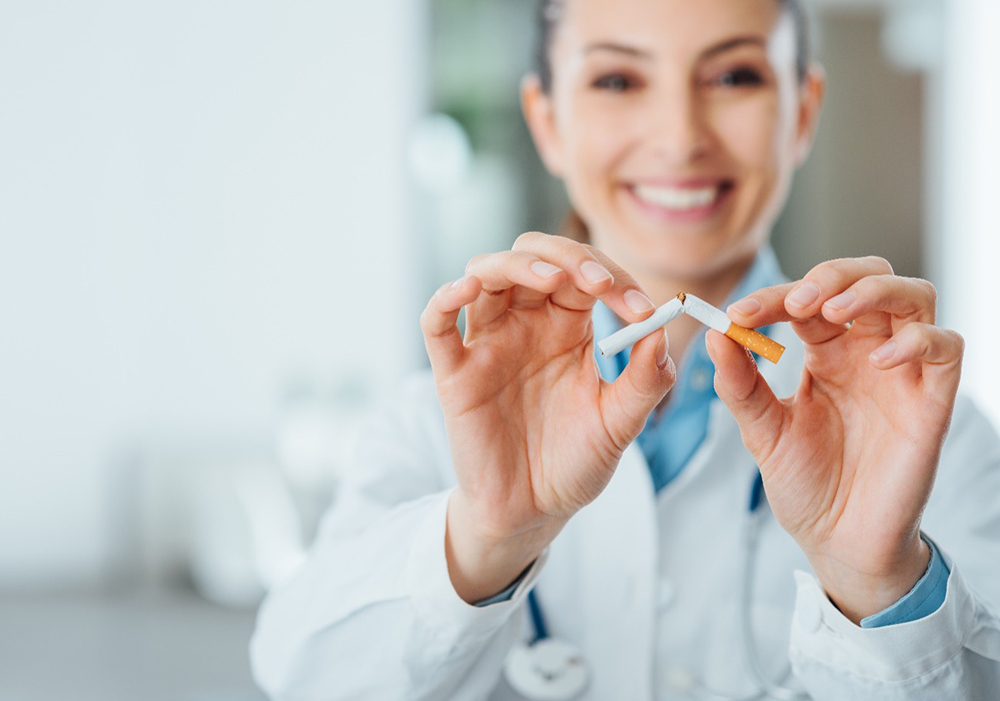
[502,471,810,701]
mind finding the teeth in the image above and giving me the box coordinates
[633,184,720,211]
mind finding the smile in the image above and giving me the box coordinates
[633,184,718,209]
[626,181,734,221]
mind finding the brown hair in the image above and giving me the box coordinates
[533,0,812,240]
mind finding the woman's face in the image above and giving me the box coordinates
[524,0,824,284]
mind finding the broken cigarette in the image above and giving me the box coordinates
[598,292,785,364]
[597,297,684,358]
[680,293,784,364]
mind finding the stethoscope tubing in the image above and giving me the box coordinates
[527,586,549,644]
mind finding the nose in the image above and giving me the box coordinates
[647,83,712,165]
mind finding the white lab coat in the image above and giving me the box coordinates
[251,322,1000,700]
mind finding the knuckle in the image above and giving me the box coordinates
[950,329,966,354]
[806,258,846,287]
[418,306,433,332]
[919,334,933,356]
[866,255,894,275]
[465,253,489,275]
[565,240,592,262]
[805,260,830,280]
[918,278,938,303]
[513,230,546,250]
[549,233,587,261]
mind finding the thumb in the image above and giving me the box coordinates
[600,329,676,450]
[705,330,785,466]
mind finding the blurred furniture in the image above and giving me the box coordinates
[0,589,265,701]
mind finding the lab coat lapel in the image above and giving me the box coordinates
[573,441,658,701]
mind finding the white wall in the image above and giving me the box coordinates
[941,0,1000,426]
[0,1,427,588]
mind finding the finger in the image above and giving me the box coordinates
[513,231,615,311]
[419,276,483,376]
[600,328,676,452]
[588,247,658,323]
[512,231,657,323]
[727,282,847,345]
[510,274,597,312]
[729,257,896,327]
[705,330,785,467]
[463,250,569,328]
[783,256,895,318]
[870,323,964,378]
[727,281,795,326]
[820,276,937,333]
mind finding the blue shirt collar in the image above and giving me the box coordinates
[591,245,786,492]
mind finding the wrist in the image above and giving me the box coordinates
[806,535,931,625]
[445,490,566,604]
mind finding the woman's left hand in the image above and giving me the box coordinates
[706,256,964,624]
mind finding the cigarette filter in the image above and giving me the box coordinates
[720,324,784,364]
[597,297,684,357]
[681,293,784,364]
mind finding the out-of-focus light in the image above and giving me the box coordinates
[883,0,943,71]
[406,113,472,193]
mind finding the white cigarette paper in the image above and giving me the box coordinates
[679,294,731,333]
[596,292,785,364]
[598,297,683,357]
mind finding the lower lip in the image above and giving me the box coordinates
[624,183,734,223]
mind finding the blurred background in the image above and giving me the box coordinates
[1,0,998,698]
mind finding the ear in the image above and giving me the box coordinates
[793,64,827,167]
[521,73,566,177]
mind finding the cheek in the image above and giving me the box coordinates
[712,99,786,176]
[560,97,641,188]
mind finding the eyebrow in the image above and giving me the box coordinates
[582,35,767,61]
[583,42,653,59]
[701,36,767,59]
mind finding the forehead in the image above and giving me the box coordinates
[555,0,787,58]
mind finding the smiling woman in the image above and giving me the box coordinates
[250,1,1000,699]
[524,0,821,302]
[518,0,825,369]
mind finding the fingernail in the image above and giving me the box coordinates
[787,282,821,309]
[531,261,562,278]
[729,297,761,316]
[870,341,896,364]
[825,290,856,311]
[624,289,655,314]
[656,330,669,368]
[450,276,468,290]
[580,260,613,284]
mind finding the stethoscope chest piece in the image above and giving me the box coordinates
[504,638,589,700]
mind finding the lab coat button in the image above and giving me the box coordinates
[798,590,823,633]
[657,579,675,610]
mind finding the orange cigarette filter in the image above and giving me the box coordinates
[724,324,785,364]
[677,292,785,364]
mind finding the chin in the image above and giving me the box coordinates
[623,226,749,280]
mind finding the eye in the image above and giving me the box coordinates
[714,68,764,88]
[593,74,634,92]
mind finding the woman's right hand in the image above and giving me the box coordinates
[420,232,676,602]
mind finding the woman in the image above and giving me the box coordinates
[251,0,1000,699]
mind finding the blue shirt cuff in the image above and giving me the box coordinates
[860,535,950,628]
